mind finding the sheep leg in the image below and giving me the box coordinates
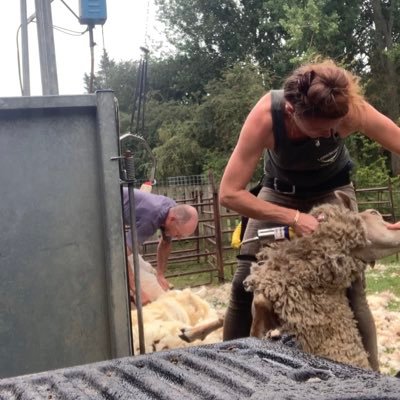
[250,292,279,338]
[179,317,224,343]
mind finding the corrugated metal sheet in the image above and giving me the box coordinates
[1,338,399,399]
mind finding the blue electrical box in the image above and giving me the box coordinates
[79,0,107,25]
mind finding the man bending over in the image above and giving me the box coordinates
[123,188,198,303]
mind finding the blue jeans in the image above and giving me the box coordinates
[223,184,379,371]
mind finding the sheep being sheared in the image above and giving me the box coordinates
[128,254,166,304]
[244,191,400,370]
[130,288,223,354]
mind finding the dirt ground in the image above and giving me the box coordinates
[199,273,400,376]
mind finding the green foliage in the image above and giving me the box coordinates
[155,0,292,89]
[150,62,266,179]
[145,99,197,146]
[193,63,267,178]
[149,54,227,102]
[282,0,363,66]
[361,0,400,118]
[153,127,204,178]
[203,151,231,182]
[353,158,391,188]
[154,0,369,85]
[195,63,266,149]
[346,134,393,187]
[84,50,138,110]
[88,1,400,181]
[281,0,339,61]
[155,0,247,60]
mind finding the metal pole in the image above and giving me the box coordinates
[34,0,59,95]
[127,183,146,355]
[20,0,30,96]
[88,25,95,93]
[123,150,146,355]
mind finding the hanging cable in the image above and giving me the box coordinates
[129,47,149,136]
[56,0,100,93]
[123,0,156,183]
[52,25,88,35]
[16,26,23,95]
[16,0,80,96]
[58,0,80,21]
[143,0,151,47]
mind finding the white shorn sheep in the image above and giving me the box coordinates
[130,256,222,354]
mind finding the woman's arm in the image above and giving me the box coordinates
[219,93,317,233]
[347,102,400,154]
[219,93,273,216]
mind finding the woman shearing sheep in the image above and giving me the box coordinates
[219,59,400,371]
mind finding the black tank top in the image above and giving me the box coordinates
[264,90,351,187]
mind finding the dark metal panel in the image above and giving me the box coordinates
[0,93,130,378]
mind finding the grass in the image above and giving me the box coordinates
[366,259,400,311]
[166,255,400,311]
[166,258,236,289]
[366,265,400,297]
[167,259,219,288]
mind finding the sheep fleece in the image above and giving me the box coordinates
[244,203,371,369]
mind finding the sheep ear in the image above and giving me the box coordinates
[334,190,352,210]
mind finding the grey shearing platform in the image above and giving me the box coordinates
[1,337,400,399]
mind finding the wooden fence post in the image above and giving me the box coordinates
[209,171,225,282]
[388,177,397,222]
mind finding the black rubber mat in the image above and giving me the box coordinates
[1,337,399,399]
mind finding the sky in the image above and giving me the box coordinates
[0,0,164,97]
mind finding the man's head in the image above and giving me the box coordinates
[163,205,199,239]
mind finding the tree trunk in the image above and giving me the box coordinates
[370,0,400,175]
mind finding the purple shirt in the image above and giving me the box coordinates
[123,188,176,248]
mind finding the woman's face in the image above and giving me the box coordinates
[293,115,343,139]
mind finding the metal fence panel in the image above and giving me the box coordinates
[0,92,131,378]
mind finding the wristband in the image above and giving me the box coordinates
[293,210,300,226]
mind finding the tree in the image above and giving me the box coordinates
[194,62,267,179]
[154,0,364,88]
[84,50,138,110]
[141,99,201,179]
[153,130,204,178]
[88,1,400,181]
[148,53,227,103]
[280,0,363,65]
[149,62,267,179]
[362,0,400,174]
[154,0,291,95]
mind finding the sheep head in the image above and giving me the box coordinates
[352,209,400,262]
[314,190,400,263]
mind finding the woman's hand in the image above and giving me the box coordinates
[293,212,320,236]
[386,221,400,230]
